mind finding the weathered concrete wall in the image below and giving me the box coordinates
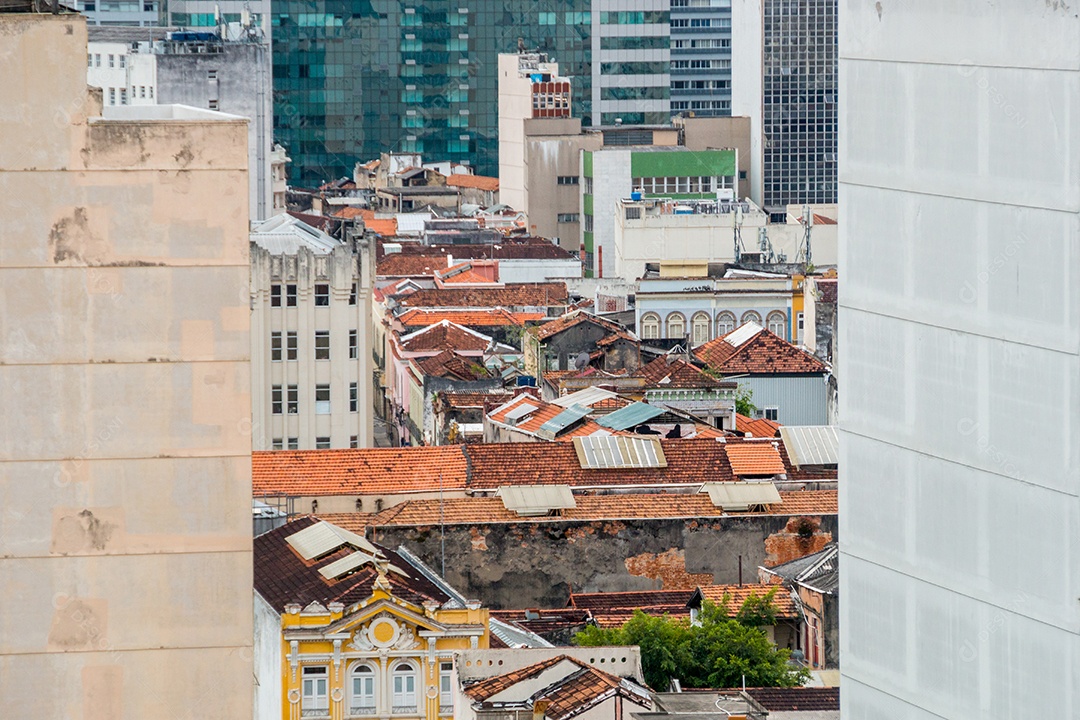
[371,514,837,609]
[0,14,252,719]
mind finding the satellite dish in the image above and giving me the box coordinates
[573,351,590,370]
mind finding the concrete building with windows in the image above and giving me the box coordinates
[583,146,738,277]
[841,2,1079,718]
[85,24,276,220]
[1,11,252,716]
[731,0,837,212]
[250,214,374,451]
[669,0,733,116]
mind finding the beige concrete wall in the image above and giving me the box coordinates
[678,115,753,200]
[522,127,602,251]
[0,14,252,719]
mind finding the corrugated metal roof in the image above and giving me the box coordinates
[701,481,782,510]
[552,386,620,409]
[538,404,593,439]
[497,484,577,516]
[284,521,378,560]
[318,550,377,580]
[504,402,540,423]
[572,436,667,469]
[595,402,665,431]
[724,321,764,348]
[779,426,839,466]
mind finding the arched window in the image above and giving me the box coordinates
[392,661,418,712]
[640,313,660,340]
[691,312,711,346]
[351,664,376,715]
[767,311,788,339]
[716,311,736,337]
[666,313,686,340]
[740,310,762,327]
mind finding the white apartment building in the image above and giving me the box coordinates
[85,30,159,107]
[251,215,374,451]
[841,2,1079,718]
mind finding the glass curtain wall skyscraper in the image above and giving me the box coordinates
[669,0,732,117]
[270,0,670,184]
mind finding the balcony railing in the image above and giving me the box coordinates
[349,706,377,717]
[301,707,330,718]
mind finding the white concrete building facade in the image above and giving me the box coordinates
[841,2,1079,718]
[250,215,374,451]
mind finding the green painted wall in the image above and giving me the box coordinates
[583,194,594,215]
[583,151,593,177]
[630,149,736,178]
[583,232,594,251]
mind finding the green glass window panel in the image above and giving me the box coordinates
[600,36,667,50]
[539,11,555,24]
[583,194,593,215]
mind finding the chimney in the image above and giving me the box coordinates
[533,699,552,720]
[447,254,454,268]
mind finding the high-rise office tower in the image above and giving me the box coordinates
[669,0,732,117]
[841,3,1078,718]
[0,11,253,716]
[732,0,837,212]
[270,1,670,184]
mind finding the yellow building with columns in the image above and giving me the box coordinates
[254,516,490,720]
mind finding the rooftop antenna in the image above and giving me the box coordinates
[757,226,775,264]
[732,205,744,264]
[800,204,813,267]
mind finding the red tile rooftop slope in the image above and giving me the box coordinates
[378,254,453,277]
[253,516,452,611]
[694,584,798,618]
[397,308,542,327]
[444,173,500,192]
[252,447,468,497]
[725,442,787,476]
[414,350,490,380]
[399,321,492,353]
[488,608,591,635]
[534,310,633,341]
[745,687,840,712]
[379,239,575,261]
[485,394,612,440]
[634,356,727,389]
[694,325,828,375]
[395,283,569,309]
[351,490,838,528]
[462,655,570,701]
[735,413,781,438]
[570,589,694,612]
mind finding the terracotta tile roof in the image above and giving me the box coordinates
[693,583,798,618]
[815,278,838,304]
[415,350,491,381]
[463,655,570,701]
[734,413,781,439]
[745,687,840,711]
[378,254,451,277]
[253,516,453,611]
[488,608,591,636]
[361,490,838,527]
[442,267,496,284]
[694,324,828,375]
[445,174,500,192]
[252,447,468,497]
[633,356,727,389]
[725,442,787,476]
[570,589,694,613]
[588,396,633,410]
[534,310,635,342]
[399,320,493,353]
[463,656,646,720]
[395,283,569,309]
[350,208,398,237]
[332,206,365,219]
[379,239,575,261]
[397,308,540,328]
[486,394,612,440]
[439,391,514,409]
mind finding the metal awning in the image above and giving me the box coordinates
[538,404,592,439]
[285,521,378,560]
[497,484,577,516]
[573,436,667,469]
[701,481,782,510]
[595,402,665,431]
[779,426,838,466]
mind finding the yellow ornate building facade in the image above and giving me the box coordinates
[254,517,490,720]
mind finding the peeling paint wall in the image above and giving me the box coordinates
[371,515,837,609]
[0,15,252,719]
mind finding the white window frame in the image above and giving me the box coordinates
[392,661,418,712]
[666,313,686,340]
[271,331,282,362]
[350,663,377,715]
[716,312,736,337]
[349,329,358,359]
[315,283,330,306]
[764,407,779,422]
[301,666,329,717]
[315,331,330,360]
[315,384,331,415]
[439,662,454,713]
[691,312,711,346]
[640,313,660,340]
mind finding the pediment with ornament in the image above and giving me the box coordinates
[347,612,423,652]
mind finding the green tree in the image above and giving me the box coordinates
[734,384,757,416]
[573,595,808,691]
